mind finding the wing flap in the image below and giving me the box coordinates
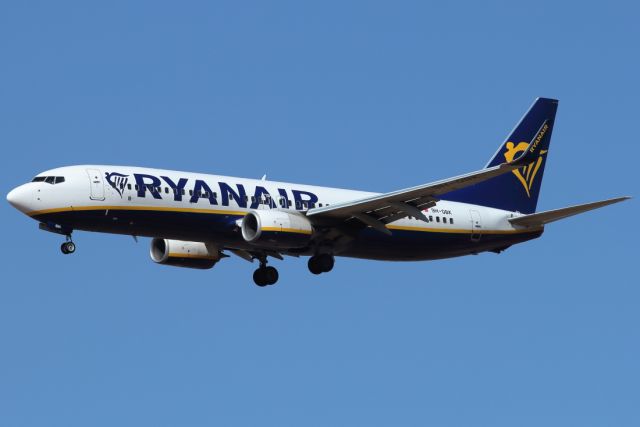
[508,197,630,227]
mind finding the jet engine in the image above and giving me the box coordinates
[241,210,313,248]
[150,238,221,269]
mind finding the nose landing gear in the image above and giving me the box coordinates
[60,235,76,255]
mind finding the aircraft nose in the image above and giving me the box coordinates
[6,184,32,214]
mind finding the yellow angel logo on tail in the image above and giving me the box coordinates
[504,142,548,198]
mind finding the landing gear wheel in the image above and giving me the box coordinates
[308,254,334,274]
[263,266,279,285]
[60,241,76,254]
[308,256,323,275]
[253,269,268,287]
[318,254,334,273]
[253,266,279,287]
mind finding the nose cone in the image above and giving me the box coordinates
[7,184,32,214]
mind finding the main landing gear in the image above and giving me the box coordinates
[60,235,76,255]
[308,254,334,275]
[253,259,279,287]
[251,254,335,287]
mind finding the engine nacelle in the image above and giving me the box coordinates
[150,238,221,269]
[241,210,313,248]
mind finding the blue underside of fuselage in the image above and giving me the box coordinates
[32,209,543,261]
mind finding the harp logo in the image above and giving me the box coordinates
[503,123,549,197]
[105,172,129,198]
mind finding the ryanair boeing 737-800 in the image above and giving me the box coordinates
[6,98,630,286]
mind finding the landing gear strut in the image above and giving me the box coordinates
[308,254,334,275]
[253,258,279,287]
[60,235,76,255]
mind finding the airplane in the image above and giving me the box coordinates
[6,98,630,286]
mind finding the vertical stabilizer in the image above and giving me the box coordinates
[443,98,558,213]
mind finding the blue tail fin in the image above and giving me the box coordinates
[443,98,558,214]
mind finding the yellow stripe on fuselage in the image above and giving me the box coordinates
[28,205,248,217]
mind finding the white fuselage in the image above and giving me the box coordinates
[7,165,541,261]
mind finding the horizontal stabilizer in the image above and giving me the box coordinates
[508,196,630,227]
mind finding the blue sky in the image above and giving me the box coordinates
[0,1,637,426]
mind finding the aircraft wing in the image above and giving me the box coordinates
[306,134,545,231]
[508,197,630,227]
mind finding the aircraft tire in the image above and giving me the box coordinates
[253,268,268,287]
[65,242,76,254]
[264,266,279,285]
[309,254,334,274]
[308,256,323,275]
[318,254,334,273]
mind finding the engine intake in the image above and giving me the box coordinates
[150,238,221,269]
[241,210,313,248]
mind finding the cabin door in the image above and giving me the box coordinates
[469,209,482,241]
[86,168,105,201]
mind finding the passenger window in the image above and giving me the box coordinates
[319,203,323,207]
[429,215,433,222]
[436,216,440,223]
[450,218,454,224]
[182,189,186,195]
[165,187,169,194]
[189,190,193,196]
[127,184,131,190]
[251,196,256,203]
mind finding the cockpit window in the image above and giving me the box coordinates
[32,176,66,184]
